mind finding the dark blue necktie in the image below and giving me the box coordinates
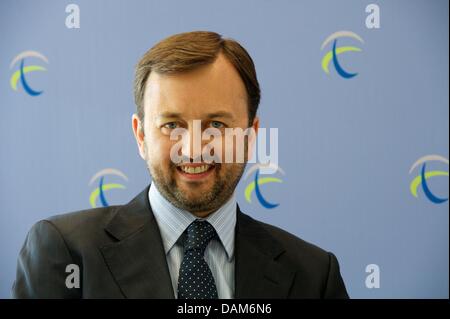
[177,220,218,299]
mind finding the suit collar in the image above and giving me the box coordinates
[234,205,296,298]
[100,185,174,298]
[103,186,152,241]
[100,185,296,299]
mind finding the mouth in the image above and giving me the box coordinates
[176,163,216,181]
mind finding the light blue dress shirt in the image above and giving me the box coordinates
[148,183,236,299]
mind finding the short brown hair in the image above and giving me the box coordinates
[134,31,260,125]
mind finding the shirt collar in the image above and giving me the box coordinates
[149,183,236,261]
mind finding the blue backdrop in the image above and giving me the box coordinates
[0,0,448,298]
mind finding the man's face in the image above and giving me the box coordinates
[132,54,259,217]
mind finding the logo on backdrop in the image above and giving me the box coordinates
[10,51,48,96]
[89,168,128,208]
[409,155,449,204]
[321,31,364,79]
[244,163,285,209]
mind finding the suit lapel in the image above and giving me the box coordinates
[99,186,174,299]
[234,207,296,298]
[98,187,295,299]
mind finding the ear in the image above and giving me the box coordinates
[132,113,146,159]
[247,116,259,161]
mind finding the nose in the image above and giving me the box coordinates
[180,120,203,162]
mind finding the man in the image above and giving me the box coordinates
[12,31,348,299]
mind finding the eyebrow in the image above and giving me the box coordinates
[157,112,182,120]
[205,111,234,120]
[157,110,235,120]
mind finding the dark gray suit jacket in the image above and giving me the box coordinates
[12,185,349,298]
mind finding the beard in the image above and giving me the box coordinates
[144,143,247,214]
[149,162,245,213]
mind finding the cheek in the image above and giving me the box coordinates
[221,135,248,163]
[145,133,174,164]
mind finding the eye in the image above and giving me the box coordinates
[210,121,225,129]
[163,122,178,130]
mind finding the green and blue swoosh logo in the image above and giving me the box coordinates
[244,164,285,209]
[10,51,48,96]
[409,155,448,204]
[89,168,128,208]
[321,31,364,79]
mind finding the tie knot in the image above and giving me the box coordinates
[184,220,216,253]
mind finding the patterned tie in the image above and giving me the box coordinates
[177,220,218,299]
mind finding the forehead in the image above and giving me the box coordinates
[143,54,248,119]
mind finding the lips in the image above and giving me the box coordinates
[178,164,211,174]
[176,163,216,180]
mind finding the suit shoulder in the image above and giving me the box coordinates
[246,216,349,298]
[42,206,120,239]
[253,217,331,264]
